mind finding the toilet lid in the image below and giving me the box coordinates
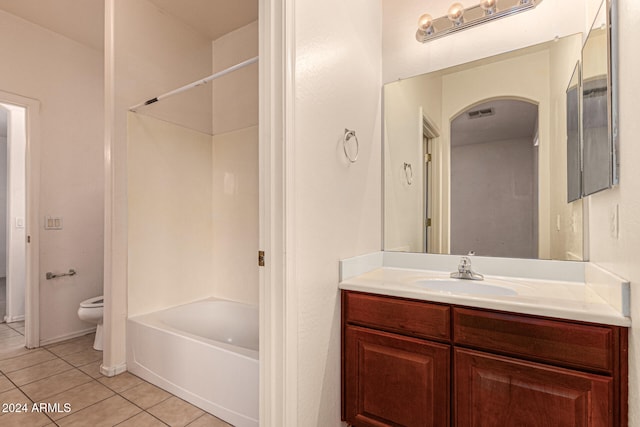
[80,296,104,308]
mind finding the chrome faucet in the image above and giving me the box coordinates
[450,256,484,280]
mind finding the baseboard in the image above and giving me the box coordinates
[4,314,25,323]
[39,327,97,346]
[100,362,127,377]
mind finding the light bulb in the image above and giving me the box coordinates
[418,13,433,31]
[480,0,497,14]
[447,2,465,25]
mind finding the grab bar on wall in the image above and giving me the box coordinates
[129,56,259,112]
[46,269,76,280]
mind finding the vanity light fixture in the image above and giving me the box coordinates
[416,0,544,43]
[447,2,465,25]
[480,0,497,15]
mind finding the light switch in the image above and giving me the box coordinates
[44,216,63,230]
[15,217,24,228]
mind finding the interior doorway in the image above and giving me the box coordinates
[0,91,41,349]
[450,98,539,258]
[0,102,27,327]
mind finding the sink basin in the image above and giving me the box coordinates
[412,278,518,297]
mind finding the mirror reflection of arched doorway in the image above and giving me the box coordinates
[450,99,539,259]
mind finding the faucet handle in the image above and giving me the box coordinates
[458,256,471,272]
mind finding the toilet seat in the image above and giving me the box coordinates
[80,296,104,308]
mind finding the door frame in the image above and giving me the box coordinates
[0,90,41,349]
[421,112,441,253]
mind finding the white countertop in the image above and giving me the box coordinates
[339,254,631,327]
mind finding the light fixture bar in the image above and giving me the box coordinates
[416,0,543,43]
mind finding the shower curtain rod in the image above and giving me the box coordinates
[129,56,259,112]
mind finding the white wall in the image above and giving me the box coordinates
[0,10,103,342]
[127,113,213,316]
[293,0,382,424]
[211,21,259,305]
[586,0,640,424]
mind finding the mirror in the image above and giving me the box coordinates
[383,33,584,260]
[566,61,581,203]
[581,0,617,196]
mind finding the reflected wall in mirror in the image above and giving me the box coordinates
[384,34,584,261]
[581,0,616,196]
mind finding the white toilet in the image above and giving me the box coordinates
[77,296,104,351]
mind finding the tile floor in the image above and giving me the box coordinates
[0,322,232,427]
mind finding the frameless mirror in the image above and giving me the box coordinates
[581,0,618,196]
[566,61,581,203]
[383,34,584,260]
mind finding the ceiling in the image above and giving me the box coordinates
[451,99,538,147]
[0,0,257,51]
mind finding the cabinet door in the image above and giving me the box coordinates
[455,349,613,427]
[344,325,450,427]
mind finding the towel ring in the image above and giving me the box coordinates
[343,129,359,163]
[404,162,413,185]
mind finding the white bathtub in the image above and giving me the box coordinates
[127,298,259,427]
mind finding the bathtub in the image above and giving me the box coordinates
[127,298,258,427]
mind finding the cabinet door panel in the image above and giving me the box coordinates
[455,349,613,427]
[345,326,450,427]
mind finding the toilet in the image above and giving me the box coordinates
[77,296,104,351]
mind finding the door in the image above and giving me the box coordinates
[344,325,450,426]
[424,135,432,253]
[455,348,613,427]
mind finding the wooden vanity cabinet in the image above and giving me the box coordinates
[341,290,628,427]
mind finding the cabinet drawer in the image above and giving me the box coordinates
[453,307,614,373]
[343,291,450,341]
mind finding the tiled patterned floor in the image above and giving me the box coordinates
[0,322,232,427]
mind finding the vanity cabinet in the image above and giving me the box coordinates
[341,291,628,427]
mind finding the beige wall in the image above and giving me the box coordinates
[548,35,584,260]
[587,0,640,423]
[127,113,213,316]
[212,21,258,135]
[383,74,442,252]
[211,126,259,305]
[211,21,259,306]
[293,0,382,424]
[0,9,104,343]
